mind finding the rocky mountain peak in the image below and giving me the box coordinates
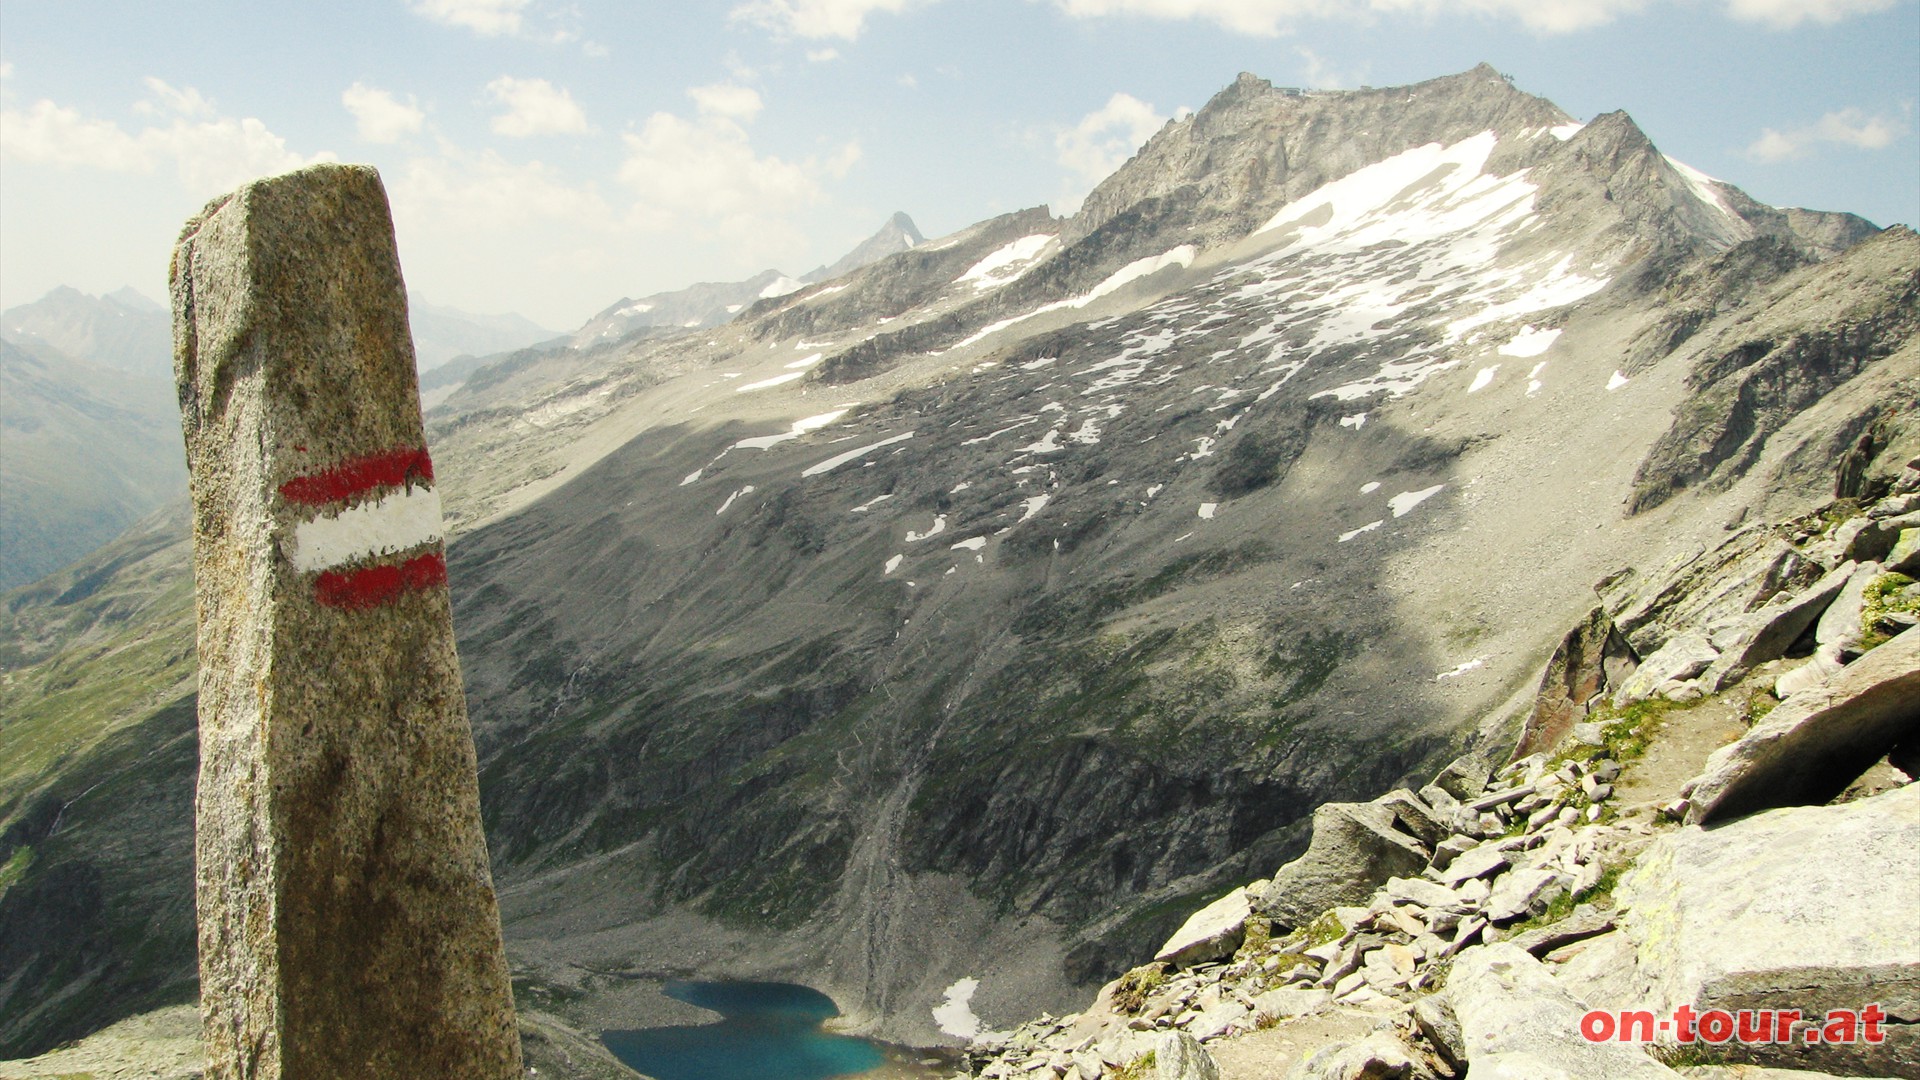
[804,211,927,283]
[2,285,173,376]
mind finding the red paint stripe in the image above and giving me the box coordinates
[312,551,447,609]
[279,447,434,507]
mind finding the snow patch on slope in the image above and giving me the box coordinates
[957,235,1055,291]
[959,245,1197,347]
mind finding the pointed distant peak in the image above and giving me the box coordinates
[1574,110,1658,154]
[886,211,924,244]
[803,214,928,283]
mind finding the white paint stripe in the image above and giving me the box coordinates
[286,485,444,573]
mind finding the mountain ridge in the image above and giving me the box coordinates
[565,213,929,350]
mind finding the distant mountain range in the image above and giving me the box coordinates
[3,64,1915,1061]
[0,287,560,588]
[407,298,561,370]
[567,212,925,349]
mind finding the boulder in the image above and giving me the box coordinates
[1435,843,1509,887]
[1449,943,1682,1078]
[1516,606,1638,757]
[1155,887,1252,968]
[1251,988,1330,1020]
[1376,789,1449,847]
[1697,560,1857,690]
[1506,905,1616,957]
[1831,515,1904,564]
[1256,802,1429,930]
[1429,751,1499,801]
[1411,992,1465,1074]
[1484,867,1570,923]
[1889,528,1920,576]
[1285,1033,1420,1080]
[1600,531,1823,659]
[1815,561,1883,649]
[1685,628,1920,823]
[1384,875,1463,911]
[1613,631,1720,705]
[1774,643,1846,698]
[1155,1030,1221,1080]
[1621,784,1920,1077]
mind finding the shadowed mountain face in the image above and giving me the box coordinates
[1,65,1914,1057]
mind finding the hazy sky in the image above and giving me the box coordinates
[3,0,1915,330]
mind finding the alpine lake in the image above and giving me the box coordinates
[602,981,956,1080]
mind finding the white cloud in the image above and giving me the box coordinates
[1724,0,1895,24]
[409,0,531,35]
[618,97,858,241]
[1293,46,1367,88]
[806,47,843,61]
[486,76,592,137]
[688,83,765,122]
[134,77,215,118]
[730,0,926,39]
[1,87,331,195]
[1055,92,1168,209]
[343,83,426,143]
[1746,108,1906,161]
[1054,0,1656,34]
[391,143,611,229]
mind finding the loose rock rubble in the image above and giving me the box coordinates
[953,494,1917,1080]
[957,742,1656,1079]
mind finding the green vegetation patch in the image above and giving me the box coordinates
[0,844,34,894]
[1110,962,1169,1014]
[1860,572,1918,652]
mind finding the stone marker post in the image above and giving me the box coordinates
[170,163,521,1079]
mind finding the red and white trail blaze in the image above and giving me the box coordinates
[278,446,447,609]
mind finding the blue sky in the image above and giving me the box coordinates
[2,0,1915,330]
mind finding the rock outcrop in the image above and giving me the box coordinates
[1449,944,1681,1078]
[1685,628,1920,823]
[1621,785,1920,1076]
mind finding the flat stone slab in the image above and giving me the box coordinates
[1621,784,1920,1077]
[1686,628,1920,824]
[1449,943,1682,1078]
[1507,905,1616,957]
[1155,887,1251,968]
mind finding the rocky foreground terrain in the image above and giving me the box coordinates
[950,489,1918,1080]
[3,62,1918,1065]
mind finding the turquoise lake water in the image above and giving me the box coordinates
[601,981,889,1080]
